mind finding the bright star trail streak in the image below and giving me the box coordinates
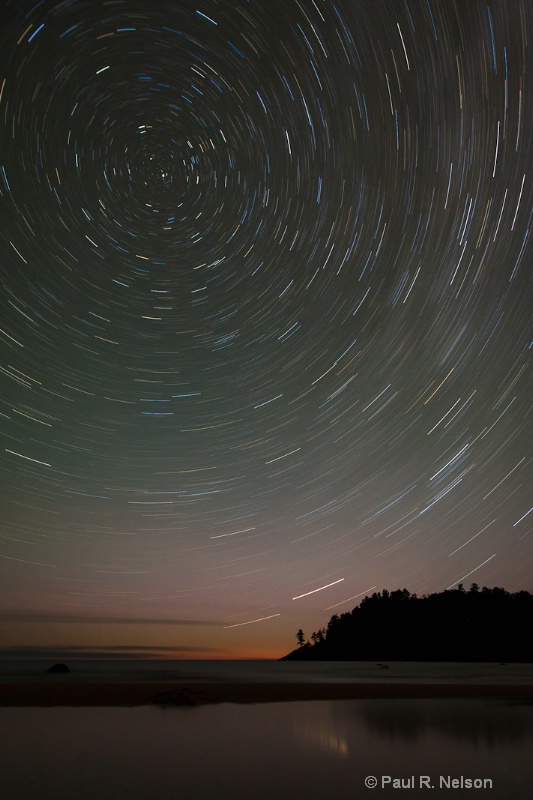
[0,0,531,660]
[293,579,346,601]
[223,614,281,629]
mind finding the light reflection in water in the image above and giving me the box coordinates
[1,699,532,800]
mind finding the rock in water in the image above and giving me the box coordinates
[46,663,70,674]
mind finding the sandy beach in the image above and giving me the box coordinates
[1,680,532,706]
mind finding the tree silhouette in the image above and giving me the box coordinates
[283,585,533,662]
[310,628,326,645]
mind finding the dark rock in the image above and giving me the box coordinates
[47,663,70,674]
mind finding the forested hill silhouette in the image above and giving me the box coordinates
[281,585,533,662]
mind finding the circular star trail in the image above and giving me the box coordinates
[0,0,531,657]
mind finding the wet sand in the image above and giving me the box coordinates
[1,681,532,706]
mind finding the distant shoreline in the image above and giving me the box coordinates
[1,681,533,707]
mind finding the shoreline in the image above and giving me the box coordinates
[1,681,532,707]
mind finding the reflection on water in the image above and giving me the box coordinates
[292,703,351,758]
[1,699,532,800]
[344,698,533,745]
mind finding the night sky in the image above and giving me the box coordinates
[0,0,531,660]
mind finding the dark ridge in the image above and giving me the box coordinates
[282,585,533,662]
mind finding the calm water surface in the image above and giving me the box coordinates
[1,698,532,800]
[2,658,533,684]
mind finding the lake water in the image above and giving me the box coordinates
[1,698,532,799]
[2,658,533,684]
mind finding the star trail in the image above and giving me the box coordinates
[0,0,531,658]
